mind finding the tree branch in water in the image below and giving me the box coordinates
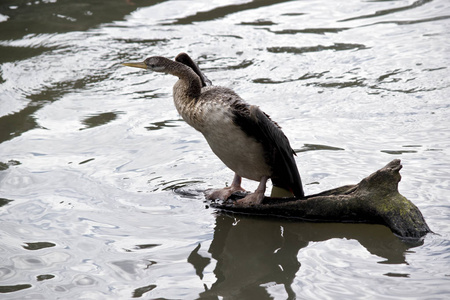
[210,159,431,239]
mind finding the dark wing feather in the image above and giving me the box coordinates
[231,102,304,198]
[175,53,212,87]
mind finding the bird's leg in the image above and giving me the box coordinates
[206,173,246,201]
[236,176,269,206]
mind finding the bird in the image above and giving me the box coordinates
[122,53,304,206]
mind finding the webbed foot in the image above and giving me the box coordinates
[235,190,265,207]
[234,175,269,207]
[206,173,245,201]
[206,186,245,201]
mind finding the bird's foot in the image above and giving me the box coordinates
[206,186,246,201]
[235,190,265,207]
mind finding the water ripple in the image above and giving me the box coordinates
[338,0,433,22]
[0,0,448,298]
[267,43,368,54]
[168,0,292,25]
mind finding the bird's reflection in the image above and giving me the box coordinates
[190,213,423,299]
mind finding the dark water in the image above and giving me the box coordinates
[1,0,449,298]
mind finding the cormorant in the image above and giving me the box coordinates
[123,53,304,205]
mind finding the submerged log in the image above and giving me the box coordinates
[210,159,431,239]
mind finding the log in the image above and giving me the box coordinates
[210,159,432,239]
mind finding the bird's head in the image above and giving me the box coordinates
[122,56,168,72]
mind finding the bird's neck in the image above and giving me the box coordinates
[167,63,204,130]
[164,61,202,99]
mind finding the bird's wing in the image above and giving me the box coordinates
[231,102,304,198]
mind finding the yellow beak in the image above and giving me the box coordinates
[122,62,147,69]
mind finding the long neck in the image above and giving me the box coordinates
[160,59,203,130]
[160,59,202,99]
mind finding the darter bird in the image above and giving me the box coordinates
[123,53,304,206]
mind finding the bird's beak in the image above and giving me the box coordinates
[122,62,147,69]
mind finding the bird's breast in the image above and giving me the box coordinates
[200,103,272,181]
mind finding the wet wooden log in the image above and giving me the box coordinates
[210,159,431,239]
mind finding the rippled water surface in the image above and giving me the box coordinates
[1,0,449,299]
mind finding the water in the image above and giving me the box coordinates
[0,0,449,298]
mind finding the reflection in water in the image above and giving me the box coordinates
[267,43,368,54]
[156,179,205,192]
[132,284,157,298]
[145,119,180,131]
[0,0,448,297]
[338,0,433,22]
[0,284,32,294]
[36,274,55,282]
[81,111,123,130]
[0,0,159,39]
[0,198,13,207]
[22,242,56,251]
[169,0,291,25]
[133,244,160,250]
[295,143,345,153]
[0,45,54,64]
[0,73,113,143]
[0,104,41,143]
[380,150,418,155]
[78,158,95,165]
[253,71,329,84]
[0,159,20,171]
[191,215,422,299]
[264,27,350,35]
[188,244,211,280]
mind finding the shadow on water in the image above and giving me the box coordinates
[191,214,423,299]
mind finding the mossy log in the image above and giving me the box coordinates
[210,159,431,239]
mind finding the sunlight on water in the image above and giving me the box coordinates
[0,0,449,298]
